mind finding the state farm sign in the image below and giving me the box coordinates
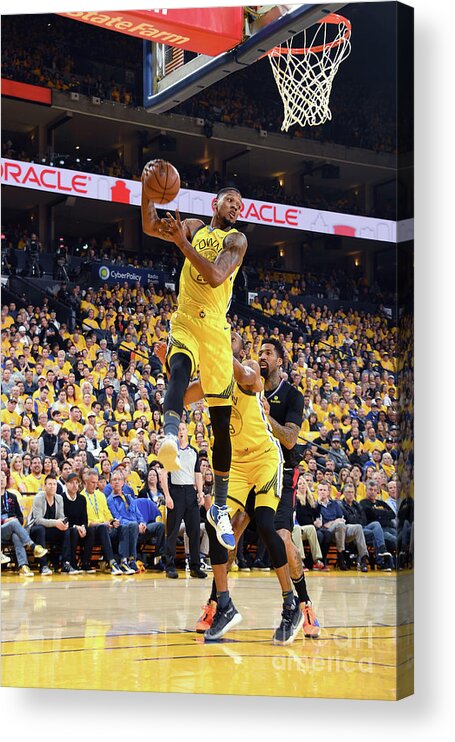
[60,7,244,56]
[1,159,412,243]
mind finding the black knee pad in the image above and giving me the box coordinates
[208,405,232,472]
[255,506,287,569]
[206,519,228,566]
[163,353,192,416]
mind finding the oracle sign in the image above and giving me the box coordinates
[240,201,299,227]
[60,7,244,56]
[1,158,412,243]
[1,160,89,194]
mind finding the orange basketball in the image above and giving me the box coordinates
[142,160,180,205]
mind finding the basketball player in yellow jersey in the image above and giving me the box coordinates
[142,161,247,550]
[181,333,304,645]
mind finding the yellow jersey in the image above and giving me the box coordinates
[178,224,240,319]
[229,381,282,463]
[23,474,46,495]
[81,488,113,524]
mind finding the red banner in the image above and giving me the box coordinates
[60,7,244,56]
[1,79,51,105]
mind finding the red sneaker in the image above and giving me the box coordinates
[312,560,329,571]
[302,602,321,638]
[196,601,216,633]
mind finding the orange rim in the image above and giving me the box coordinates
[268,13,351,57]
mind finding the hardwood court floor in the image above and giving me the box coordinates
[1,569,413,700]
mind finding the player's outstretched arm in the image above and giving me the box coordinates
[162,211,247,287]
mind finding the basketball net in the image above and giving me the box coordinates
[268,13,352,132]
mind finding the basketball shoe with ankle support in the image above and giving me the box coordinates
[196,601,216,633]
[301,602,321,638]
[207,503,235,550]
[204,599,242,640]
[273,601,304,645]
[158,434,181,472]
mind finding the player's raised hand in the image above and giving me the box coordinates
[141,159,165,180]
[159,209,187,249]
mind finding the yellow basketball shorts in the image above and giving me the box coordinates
[227,447,283,515]
[167,309,233,407]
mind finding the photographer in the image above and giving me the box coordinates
[25,233,43,277]
[1,241,17,275]
[54,238,70,281]
[78,244,92,283]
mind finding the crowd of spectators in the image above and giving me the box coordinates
[2,13,397,155]
[1,14,140,107]
[174,62,397,154]
[247,264,396,306]
[2,220,396,314]
[1,265,412,575]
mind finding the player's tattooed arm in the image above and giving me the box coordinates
[271,420,300,450]
[211,232,248,287]
[263,409,300,450]
[161,211,247,287]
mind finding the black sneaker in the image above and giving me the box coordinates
[204,599,242,640]
[81,564,96,574]
[337,552,348,571]
[61,562,80,575]
[358,555,369,573]
[238,560,250,572]
[273,601,304,645]
[377,556,393,572]
[252,559,271,571]
[149,559,165,571]
[166,567,178,579]
[190,567,207,579]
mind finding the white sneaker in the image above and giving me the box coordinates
[207,504,236,550]
[119,560,135,575]
[158,435,181,472]
[19,565,34,577]
[1,551,11,565]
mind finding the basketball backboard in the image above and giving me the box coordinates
[145,4,347,114]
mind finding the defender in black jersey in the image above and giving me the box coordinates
[258,339,319,635]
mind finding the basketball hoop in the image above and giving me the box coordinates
[267,13,352,132]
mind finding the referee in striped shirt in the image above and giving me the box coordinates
[162,422,207,579]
